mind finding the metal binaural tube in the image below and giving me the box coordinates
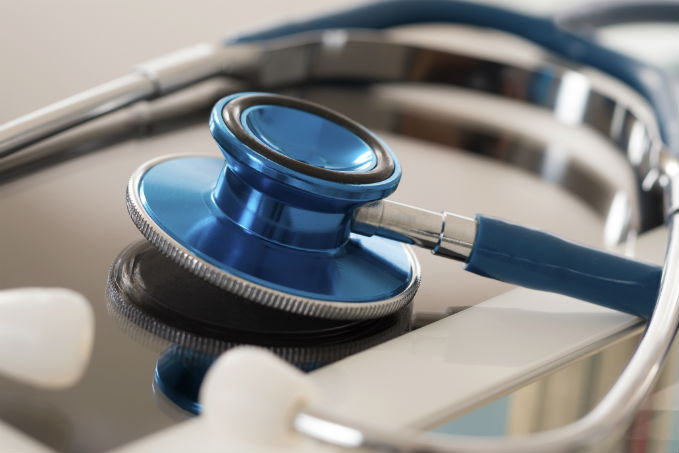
[0,73,155,158]
[0,43,257,158]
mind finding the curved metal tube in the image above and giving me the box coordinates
[0,43,256,157]
[555,0,679,32]
[0,32,670,202]
[294,181,679,451]
[298,84,645,241]
[0,73,154,158]
[233,0,678,153]
[254,33,663,191]
[0,32,663,234]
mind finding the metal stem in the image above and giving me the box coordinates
[352,200,477,261]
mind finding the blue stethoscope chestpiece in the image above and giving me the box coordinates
[126,92,420,320]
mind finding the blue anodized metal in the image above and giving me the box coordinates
[154,346,214,415]
[240,104,378,172]
[137,93,412,302]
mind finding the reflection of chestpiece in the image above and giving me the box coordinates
[126,92,420,320]
[106,240,412,415]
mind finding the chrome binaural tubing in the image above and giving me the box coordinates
[0,43,257,157]
[0,73,154,158]
[0,31,664,241]
[353,200,477,261]
[294,157,679,452]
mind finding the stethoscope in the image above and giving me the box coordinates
[0,0,678,451]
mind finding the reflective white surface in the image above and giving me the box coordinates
[335,225,670,419]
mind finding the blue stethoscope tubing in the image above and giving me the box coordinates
[232,0,678,155]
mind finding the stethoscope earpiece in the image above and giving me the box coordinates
[127,92,420,320]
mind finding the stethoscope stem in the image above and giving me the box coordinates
[353,200,476,261]
[354,199,661,319]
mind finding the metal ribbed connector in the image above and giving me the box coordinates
[353,200,476,261]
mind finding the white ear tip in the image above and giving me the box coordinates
[199,347,318,447]
[0,287,94,388]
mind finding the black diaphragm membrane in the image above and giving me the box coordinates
[106,240,413,414]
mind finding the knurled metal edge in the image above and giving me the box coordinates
[125,154,421,320]
[106,269,413,364]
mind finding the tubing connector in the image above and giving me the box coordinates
[352,200,477,261]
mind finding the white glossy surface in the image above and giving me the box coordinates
[114,348,328,453]
[0,288,94,389]
[307,227,666,430]
[310,291,640,429]
[110,417,336,453]
[111,228,667,452]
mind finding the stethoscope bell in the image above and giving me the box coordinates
[126,92,420,319]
